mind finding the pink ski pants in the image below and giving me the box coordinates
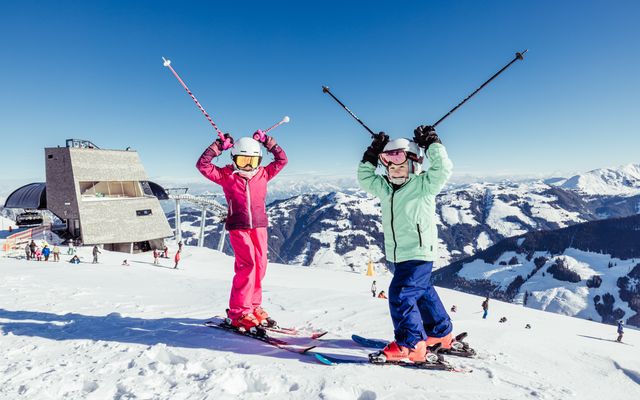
[227,227,268,319]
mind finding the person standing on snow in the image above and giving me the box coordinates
[92,245,101,264]
[29,240,36,259]
[42,245,51,261]
[617,320,624,342]
[153,249,159,265]
[174,250,181,269]
[482,297,489,319]
[52,245,60,262]
[371,281,377,297]
[25,243,31,260]
[196,131,287,332]
[357,125,453,363]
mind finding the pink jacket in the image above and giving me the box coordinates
[196,141,288,230]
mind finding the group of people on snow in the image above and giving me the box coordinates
[152,245,177,267]
[24,240,61,262]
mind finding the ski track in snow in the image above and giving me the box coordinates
[1,245,639,399]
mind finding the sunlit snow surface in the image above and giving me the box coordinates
[1,244,639,399]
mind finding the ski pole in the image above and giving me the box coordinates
[263,116,290,134]
[322,86,376,137]
[432,50,528,127]
[253,116,290,142]
[162,57,232,149]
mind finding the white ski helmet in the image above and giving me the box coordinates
[231,137,262,158]
[230,137,262,170]
[381,138,424,174]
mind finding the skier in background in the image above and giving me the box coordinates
[92,245,101,264]
[482,297,489,319]
[52,245,60,262]
[153,249,159,265]
[377,290,388,299]
[174,250,181,269]
[358,125,454,363]
[42,245,51,261]
[196,131,287,332]
[617,320,624,342]
[371,281,377,297]
[29,240,36,259]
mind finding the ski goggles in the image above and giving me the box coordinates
[378,150,407,166]
[233,155,262,169]
[379,150,423,167]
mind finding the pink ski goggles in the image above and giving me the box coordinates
[379,150,420,167]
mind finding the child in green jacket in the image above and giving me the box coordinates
[358,125,454,363]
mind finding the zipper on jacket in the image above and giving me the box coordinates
[390,189,397,262]
[245,180,253,229]
[417,223,423,248]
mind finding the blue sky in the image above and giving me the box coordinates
[1,1,639,182]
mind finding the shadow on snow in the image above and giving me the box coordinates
[0,308,349,364]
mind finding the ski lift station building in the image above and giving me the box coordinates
[4,139,173,253]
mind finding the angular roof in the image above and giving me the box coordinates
[4,183,47,209]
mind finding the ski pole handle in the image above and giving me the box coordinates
[253,129,265,142]
[162,57,227,142]
[322,86,376,137]
[221,136,233,150]
[432,50,528,127]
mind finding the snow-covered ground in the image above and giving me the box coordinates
[1,245,639,399]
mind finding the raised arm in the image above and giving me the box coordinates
[413,125,453,196]
[196,134,233,184]
[357,132,390,197]
[259,135,288,181]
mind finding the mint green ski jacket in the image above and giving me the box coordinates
[357,143,453,263]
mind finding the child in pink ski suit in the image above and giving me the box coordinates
[196,133,287,331]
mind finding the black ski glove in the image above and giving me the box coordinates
[413,125,441,150]
[362,131,389,165]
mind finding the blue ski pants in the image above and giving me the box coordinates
[387,260,452,348]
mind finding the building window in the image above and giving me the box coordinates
[79,181,145,199]
[136,209,152,216]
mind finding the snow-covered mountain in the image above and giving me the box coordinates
[554,163,640,197]
[154,174,359,204]
[1,244,639,399]
[168,177,640,272]
[434,214,640,328]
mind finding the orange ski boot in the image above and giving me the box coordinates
[229,313,260,333]
[253,307,277,327]
[377,340,428,363]
[425,332,454,350]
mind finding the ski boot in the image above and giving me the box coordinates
[428,332,476,358]
[425,332,454,349]
[369,340,439,364]
[253,306,278,328]
[225,313,261,334]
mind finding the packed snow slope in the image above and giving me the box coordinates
[1,245,639,400]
